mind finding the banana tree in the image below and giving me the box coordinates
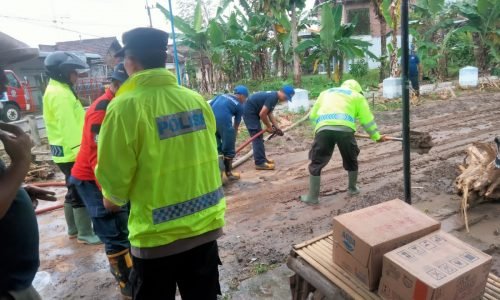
[296,4,375,83]
[371,0,388,81]
[453,0,500,72]
[381,0,401,77]
[158,0,211,93]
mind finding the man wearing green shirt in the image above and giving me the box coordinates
[301,80,387,204]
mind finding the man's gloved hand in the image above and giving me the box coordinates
[24,185,57,210]
[272,125,284,136]
[266,126,275,133]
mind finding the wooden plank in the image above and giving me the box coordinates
[298,247,379,300]
[287,256,348,300]
[294,232,333,250]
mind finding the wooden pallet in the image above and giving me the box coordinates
[287,232,500,300]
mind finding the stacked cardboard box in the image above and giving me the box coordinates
[332,199,441,290]
[379,231,492,300]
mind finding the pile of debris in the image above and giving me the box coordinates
[25,162,56,183]
[455,142,500,231]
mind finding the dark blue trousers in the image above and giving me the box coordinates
[215,124,236,159]
[243,114,267,165]
[70,177,130,254]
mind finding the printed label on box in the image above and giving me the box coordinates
[461,252,479,263]
[438,262,457,275]
[429,234,446,245]
[426,268,447,280]
[342,231,356,252]
[449,257,468,269]
[397,249,417,262]
[408,245,426,256]
[419,239,437,250]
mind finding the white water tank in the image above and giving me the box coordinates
[459,66,478,88]
[383,77,402,99]
[288,88,309,113]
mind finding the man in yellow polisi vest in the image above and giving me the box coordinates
[42,51,100,245]
[95,28,226,300]
[300,80,388,205]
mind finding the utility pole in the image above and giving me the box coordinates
[401,0,411,204]
[145,0,153,27]
[168,0,181,85]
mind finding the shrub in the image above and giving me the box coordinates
[349,59,369,78]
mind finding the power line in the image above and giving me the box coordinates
[0,15,106,38]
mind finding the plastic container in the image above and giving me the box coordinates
[459,66,478,88]
[288,88,309,113]
[383,77,402,99]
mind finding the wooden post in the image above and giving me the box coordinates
[27,115,41,146]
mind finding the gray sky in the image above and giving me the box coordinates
[0,0,315,47]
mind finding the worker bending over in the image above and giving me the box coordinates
[95,28,226,300]
[42,52,100,244]
[243,86,295,170]
[70,63,132,298]
[210,85,248,180]
[301,80,387,204]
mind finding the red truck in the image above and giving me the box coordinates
[0,70,36,122]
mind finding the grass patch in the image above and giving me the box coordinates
[235,69,380,99]
[253,263,271,275]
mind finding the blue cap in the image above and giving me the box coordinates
[282,85,295,101]
[234,85,249,97]
[111,62,128,83]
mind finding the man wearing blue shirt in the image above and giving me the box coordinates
[409,44,422,96]
[210,85,248,180]
[243,85,294,170]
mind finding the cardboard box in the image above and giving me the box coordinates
[332,199,440,290]
[379,231,492,300]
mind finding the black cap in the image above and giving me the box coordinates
[115,27,169,58]
[111,62,128,82]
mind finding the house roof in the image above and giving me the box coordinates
[39,37,121,58]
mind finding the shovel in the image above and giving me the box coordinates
[355,130,434,153]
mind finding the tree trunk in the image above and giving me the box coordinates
[291,2,301,86]
[199,54,208,93]
[326,55,332,80]
[338,56,344,83]
[380,20,387,81]
[473,34,487,72]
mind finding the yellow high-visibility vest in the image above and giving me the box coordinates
[96,68,225,248]
[42,79,84,163]
[310,87,381,141]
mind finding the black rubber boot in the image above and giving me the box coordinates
[107,249,133,299]
[224,157,240,181]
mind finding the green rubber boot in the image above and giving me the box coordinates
[348,171,360,196]
[300,175,321,205]
[63,203,78,239]
[73,207,102,245]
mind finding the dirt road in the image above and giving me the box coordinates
[32,91,500,299]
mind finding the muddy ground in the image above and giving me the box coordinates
[30,90,500,299]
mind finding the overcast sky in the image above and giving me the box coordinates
[0,0,315,47]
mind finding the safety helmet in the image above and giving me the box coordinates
[44,51,89,83]
[341,79,363,95]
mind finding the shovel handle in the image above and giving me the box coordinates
[355,133,402,142]
[236,129,267,154]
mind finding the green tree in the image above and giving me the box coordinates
[158,0,211,92]
[453,0,500,72]
[296,4,375,83]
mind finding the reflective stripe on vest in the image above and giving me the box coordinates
[152,187,224,224]
[316,113,355,124]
